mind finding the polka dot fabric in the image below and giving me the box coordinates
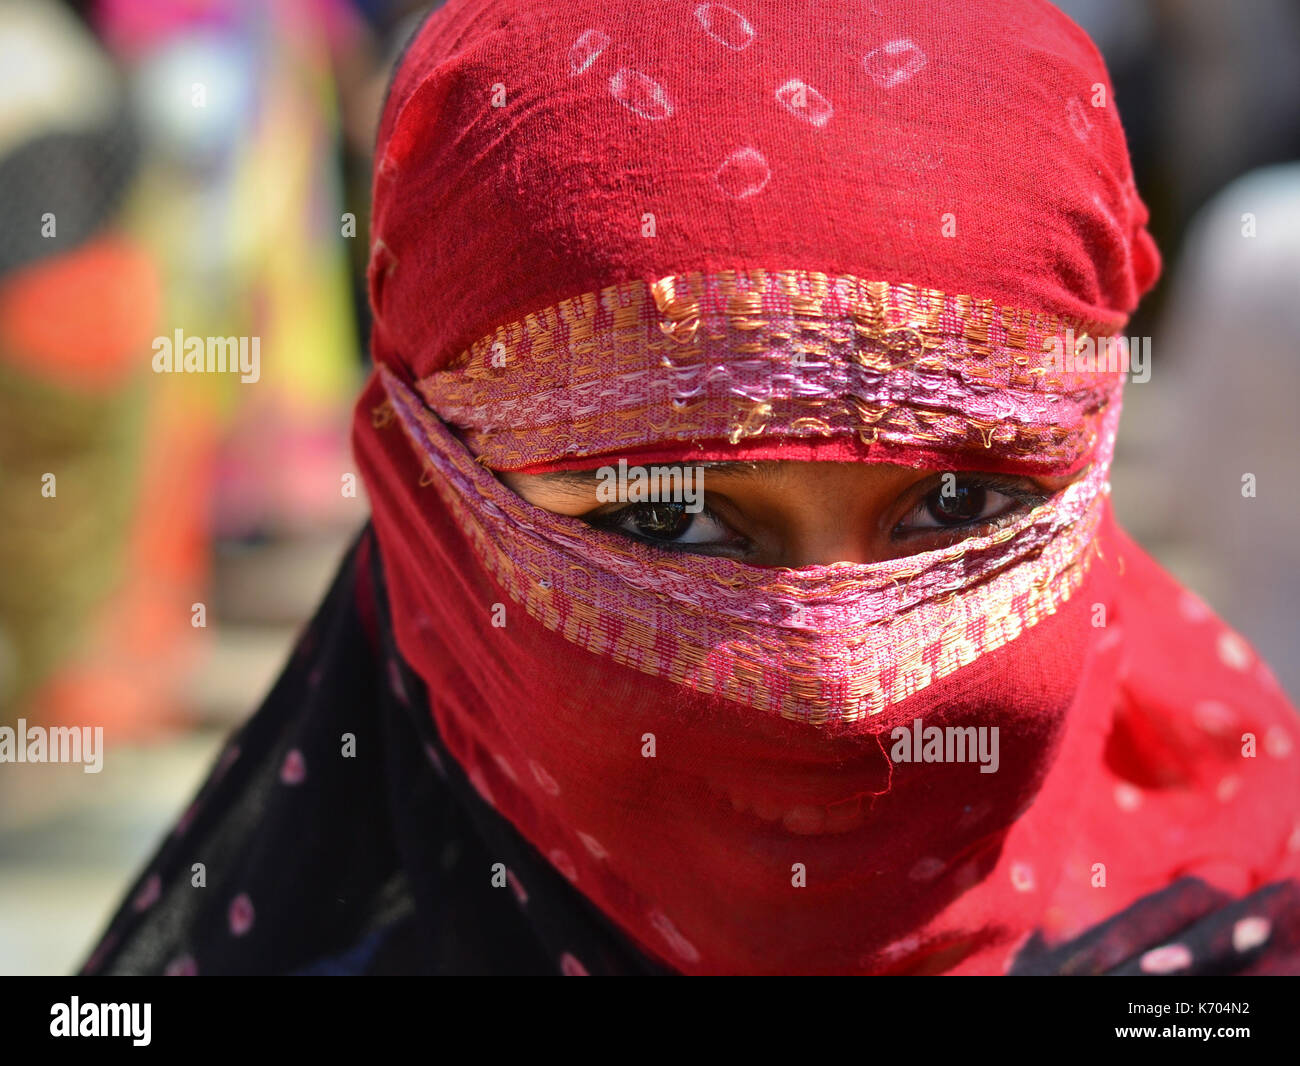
[80,528,669,976]
[346,0,1296,973]
[79,1,1300,974]
[78,524,1300,975]
[367,0,1159,391]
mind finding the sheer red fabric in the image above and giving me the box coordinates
[352,0,1300,974]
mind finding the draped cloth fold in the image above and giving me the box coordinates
[82,0,1300,975]
[77,518,1300,975]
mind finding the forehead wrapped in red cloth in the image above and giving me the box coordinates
[348,0,1298,977]
[367,0,1158,475]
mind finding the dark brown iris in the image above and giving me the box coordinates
[630,503,691,539]
[927,484,987,525]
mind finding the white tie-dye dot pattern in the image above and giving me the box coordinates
[549,848,579,883]
[1114,782,1143,812]
[280,748,306,785]
[649,908,701,964]
[1179,591,1213,622]
[387,659,408,705]
[609,69,673,120]
[1265,725,1294,759]
[875,934,920,965]
[1193,700,1238,736]
[493,753,519,784]
[133,874,161,912]
[862,38,927,88]
[1217,631,1252,671]
[228,893,255,937]
[694,3,754,51]
[529,758,561,795]
[774,78,833,127]
[1231,915,1271,953]
[569,29,610,76]
[1096,624,1123,653]
[423,743,447,779]
[1065,96,1092,141]
[507,869,528,906]
[468,765,495,807]
[577,831,609,859]
[714,146,770,199]
[1140,943,1192,973]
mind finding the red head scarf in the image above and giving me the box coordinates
[353,0,1300,974]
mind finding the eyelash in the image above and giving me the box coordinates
[585,474,1050,557]
[891,474,1048,539]
[589,503,748,556]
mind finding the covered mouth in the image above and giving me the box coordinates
[719,782,870,836]
[379,357,1111,725]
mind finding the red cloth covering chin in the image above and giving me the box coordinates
[352,0,1300,974]
[356,369,1300,975]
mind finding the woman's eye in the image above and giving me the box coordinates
[577,473,1052,560]
[592,503,740,550]
[895,477,1045,537]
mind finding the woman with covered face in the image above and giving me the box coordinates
[83,0,1300,976]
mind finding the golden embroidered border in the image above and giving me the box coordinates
[435,468,1100,724]
[429,270,1120,381]
[450,395,1103,471]
[377,367,1107,724]
[414,270,1122,471]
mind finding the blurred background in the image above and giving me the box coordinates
[0,0,1297,974]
